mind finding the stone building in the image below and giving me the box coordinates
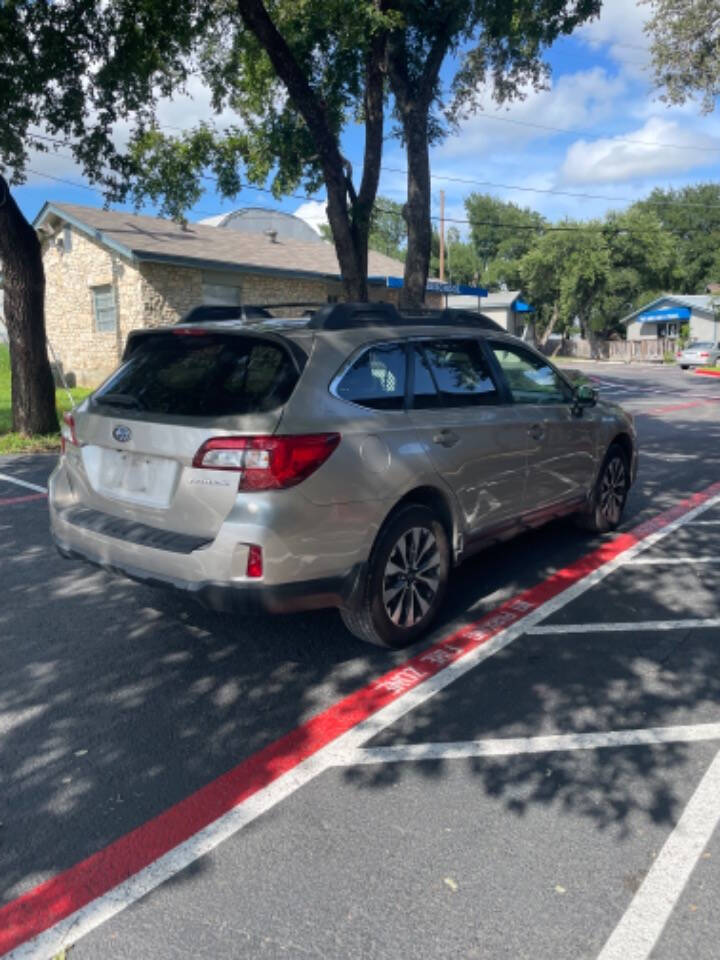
[34,203,440,386]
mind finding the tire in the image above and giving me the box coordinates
[575,443,630,534]
[341,504,450,648]
[680,365,689,370]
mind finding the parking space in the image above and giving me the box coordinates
[1,365,720,960]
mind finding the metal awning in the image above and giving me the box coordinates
[638,307,691,322]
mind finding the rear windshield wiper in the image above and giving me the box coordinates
[94,392,145,410]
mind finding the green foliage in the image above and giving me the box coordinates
[465,194,547,270]
[519,222,611,338]
[663,350,677,364]
[644,0,720,113]
[634,183,720,293]
[369,197,407,261]
[0,346,91,451]
[678,322,691,348]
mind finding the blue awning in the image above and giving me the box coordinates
[638,307,691,321]
[515,298,534,313]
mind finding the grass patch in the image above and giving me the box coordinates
[0,344,92,454]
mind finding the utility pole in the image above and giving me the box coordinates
[439,190,445,282]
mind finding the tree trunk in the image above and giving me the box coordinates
[399,106,431,308]
[539,302,559,346]
[0,175,57,435]
[236,0,386,302]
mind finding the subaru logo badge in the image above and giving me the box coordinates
[113,425,132,444]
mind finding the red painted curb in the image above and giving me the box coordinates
[0,493,48,506]
[2,481,720,956]
[694,367,720,377]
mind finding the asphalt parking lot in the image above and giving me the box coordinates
[1,363,720,960]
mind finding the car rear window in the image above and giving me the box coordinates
[93,332,300,417]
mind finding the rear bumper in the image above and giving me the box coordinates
[52,533,365,614]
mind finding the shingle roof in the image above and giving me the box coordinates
[35,203,406,281]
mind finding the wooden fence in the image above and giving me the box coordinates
[539,338,677,363]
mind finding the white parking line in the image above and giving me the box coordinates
[597,747,720,960]
[9,489,720,960]
[625,557,718,565]
[685,520,720,526]
[0,472,48,494]
[528,619,720,635]
[348,723,720,765]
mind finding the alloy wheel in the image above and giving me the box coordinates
[599,456,626,526]
[382,526,441,628]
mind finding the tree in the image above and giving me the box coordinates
[384,0,601,306]
[0,0,208,433]
[125,0,393,301]
[633,184,720,292]
[644,0,720,113]
[520,223,611,344]
[369,197,407,260]
[465,194,547,272]
[0,176,57,434]
[597,207,676,326]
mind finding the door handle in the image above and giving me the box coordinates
[433,429,461,448]
[528,424,545,441]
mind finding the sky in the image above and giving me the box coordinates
[13,0,720,238]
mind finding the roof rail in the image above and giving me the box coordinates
[307,302,505,332]
[306,302,401,330]
[177,301,506,332]
[403,308,505,332]
[178,302,326,325]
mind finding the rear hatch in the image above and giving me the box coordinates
[67,328,305,538]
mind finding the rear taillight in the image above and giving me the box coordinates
[700,352,710,358]
[192,434,341,490]
[60,413,78,454]
[676,351,682,357]
[246,545,263,578]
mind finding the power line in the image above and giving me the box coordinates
[26,124,720,210]
[464,112,720,153]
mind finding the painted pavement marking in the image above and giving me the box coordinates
[597,747,720,960]
[527,619,720,636]
[0,493,48,506]
[347,723,720,765]
[3,483,720,960]
[0,472,48,495]
[624,556,719,565]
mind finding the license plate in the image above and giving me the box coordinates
[98,449,177,507]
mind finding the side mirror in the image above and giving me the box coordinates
[573,383,597,411]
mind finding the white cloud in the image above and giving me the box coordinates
[293,199,328,234]
[561,117,720,183]
[439,67,627,158]
[578,0,652,78]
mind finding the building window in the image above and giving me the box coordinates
[63,225,72,253]
[202,282,241,306]
[92,284,117,333]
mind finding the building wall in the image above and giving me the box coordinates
[43,227,143,387]
[626,312,718,342]
[44,230,445,387]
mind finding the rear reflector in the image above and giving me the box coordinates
[60,413,78,454]
[700,352,710,358]
[192,434,341,490]
[246,545,263,579]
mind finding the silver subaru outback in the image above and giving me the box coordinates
[50,302,637,648]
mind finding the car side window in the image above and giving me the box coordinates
[491,343,572,405]
[334,342,407,410]
[415,339,499,408]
